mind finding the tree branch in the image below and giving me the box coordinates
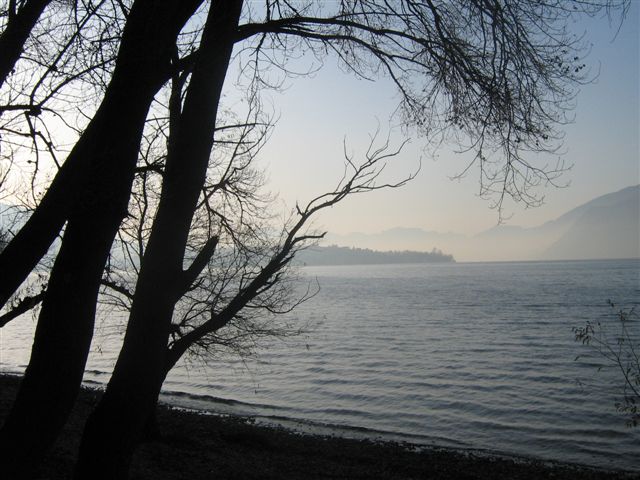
[0,289,45,328]
[180,236,219,295]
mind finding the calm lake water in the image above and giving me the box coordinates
[2,259,639,471]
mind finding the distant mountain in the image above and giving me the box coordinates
[2,186,638,262]
[474,185,639,260]
[324,185,640,262]
[541,185,639,260]
[543,185,639,229]
[295,245,454,266]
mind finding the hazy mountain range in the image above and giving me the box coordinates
[324,185,640,262]
[1,185,638,263]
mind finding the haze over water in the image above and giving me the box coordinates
[2,259,639,471]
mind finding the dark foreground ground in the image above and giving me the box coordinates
[0,375,637,479]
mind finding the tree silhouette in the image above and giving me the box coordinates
[574,301,639,428]
[0,0,628,477]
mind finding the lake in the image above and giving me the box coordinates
[1,259,639,471]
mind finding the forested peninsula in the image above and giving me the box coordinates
[296,245,454,266]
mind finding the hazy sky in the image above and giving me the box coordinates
[255,3,639,237]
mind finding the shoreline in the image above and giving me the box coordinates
[1,374,636,479]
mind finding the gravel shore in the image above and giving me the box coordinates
[0,375,636,479]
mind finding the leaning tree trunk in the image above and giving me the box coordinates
[0,149,79,310]
[0,0,51,90]
[0,0,61,310]
[0,1,203,476]
[0,0,199,313]
[75,2,243,478]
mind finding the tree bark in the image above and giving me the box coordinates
[74,2,244,478]
[0,1,203,477]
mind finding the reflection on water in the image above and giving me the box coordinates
[2,259,639,471]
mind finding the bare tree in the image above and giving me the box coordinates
[0,0,127,310]
[0,1,206,475]
[0,0,629,477]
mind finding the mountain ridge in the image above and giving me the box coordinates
[2,186,638,262]
[324,185,640,262]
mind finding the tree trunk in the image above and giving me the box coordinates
[0,130,88,311]
[74,2,243,478]
[141,408,161,442]
[0,0,200,313]
[0,199,131,479]
[0,0,51,90]
[0,1,203,476]
[0,0,65,311]
[0,1,56,308]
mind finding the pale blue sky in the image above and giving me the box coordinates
[256,2,639,236]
